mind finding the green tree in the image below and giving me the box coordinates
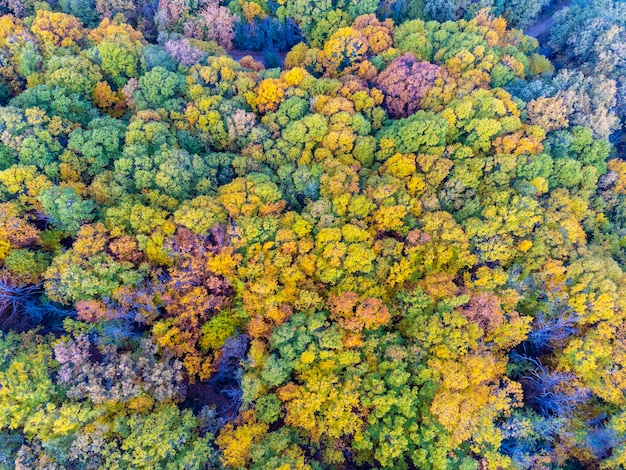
[38,186,95,234]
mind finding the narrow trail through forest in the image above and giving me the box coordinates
[227,49,287,66]
[227,50,265,62]
[525,0,572,42]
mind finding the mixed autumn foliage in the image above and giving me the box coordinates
[0,0,625,468]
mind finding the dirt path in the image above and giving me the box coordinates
[227,49,287,66]
[524,0,572,43]
[228,50,265,62]
[525,14,557,40]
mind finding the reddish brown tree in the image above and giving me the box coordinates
[462,292,505,333]
[376,53,443,118]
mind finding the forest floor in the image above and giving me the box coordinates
[525,0,572,43]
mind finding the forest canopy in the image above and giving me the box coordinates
[0,0,625,469]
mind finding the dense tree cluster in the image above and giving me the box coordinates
[0,1,624,469]
[548,0,626,148]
